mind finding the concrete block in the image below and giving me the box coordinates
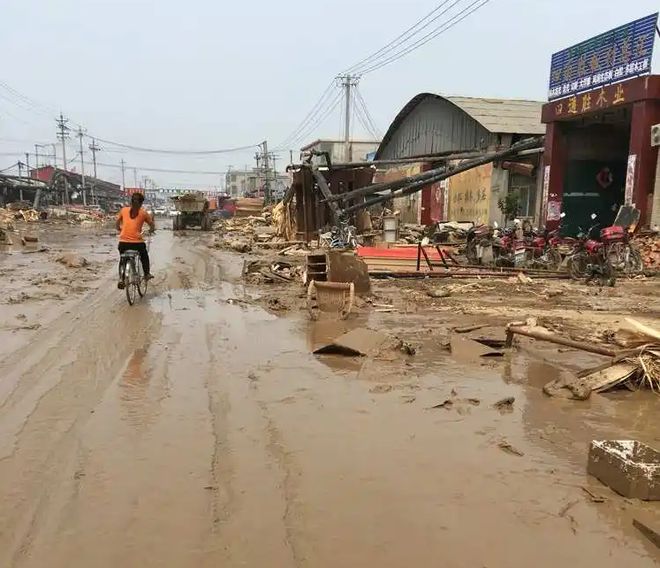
[588,440,660,501]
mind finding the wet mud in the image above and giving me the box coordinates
[0,225,659,567]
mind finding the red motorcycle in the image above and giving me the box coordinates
[524,226,563,270]
[568,216,616,286]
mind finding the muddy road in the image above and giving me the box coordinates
[0,227,659,567]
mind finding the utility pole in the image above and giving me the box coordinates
[56,112,71,204]
[337,74,359,162]
[89,138,100,205]
[34,144,40,170]
[17,161,24,201]
[120,159,126,195]
[25,152,30,178]
[261,140,271,203]
[133,168,138,190]
[78,127,87,206]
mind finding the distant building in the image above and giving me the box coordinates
[30,165,123,209]
[225,167,290,199]
[226,168,262,197]
[300,139,381,165]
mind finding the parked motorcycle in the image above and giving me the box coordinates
[523,215,565,270]
[567,214,615,286]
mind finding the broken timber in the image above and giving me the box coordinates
[330,137,543,217]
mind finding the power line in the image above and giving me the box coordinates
[343,0,460,75]
[352,92,378,140]
[358,0,492,75]
[285,90,344,151]
[354,87,382,138]
[273,81,336,150]
[0,80,57,117]
[0,79,258,156]
[82,134,258,155]
[91,160,228,175]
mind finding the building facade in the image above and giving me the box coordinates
[542,75,660,233]
[225,167,290,199]
[375,94,545,225]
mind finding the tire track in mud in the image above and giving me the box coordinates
[256,394,305,567]
[0,275,165,566]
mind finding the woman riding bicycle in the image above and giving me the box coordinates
[116,192,155,289]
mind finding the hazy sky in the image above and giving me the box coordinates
[0,0,658,188]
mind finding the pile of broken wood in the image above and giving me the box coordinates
[634,231,660,269]
[506,319,660,400]
[212,206,309,256]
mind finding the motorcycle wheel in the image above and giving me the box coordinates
[466,240,478,264]
[569,253,588,280]
[545,248,562,271]
[623,248,644,276]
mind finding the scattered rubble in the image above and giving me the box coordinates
[242,259,301,284]
[56,254,89,269]
[588,440,660,500]
[498,440,525,457]
[493,397,516,414]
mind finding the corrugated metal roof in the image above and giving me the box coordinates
[445,96,545,135]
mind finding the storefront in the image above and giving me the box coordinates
[541,14,659,233]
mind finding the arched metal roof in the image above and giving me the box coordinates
[375,93,544,160]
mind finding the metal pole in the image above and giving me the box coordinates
[34,144,39,170]
[78,128,87,206]
[343,74,351,162]
[56,113,70,204]
[89,138,99,205]
[18,161,24,201]
[121,159,126,194]
[262,140,271,203]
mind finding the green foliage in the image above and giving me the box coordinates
[498,190,521,221]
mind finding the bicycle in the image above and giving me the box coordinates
[119,234,152,305]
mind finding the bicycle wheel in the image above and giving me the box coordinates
[125,261,138,305]
[136,262,147,297]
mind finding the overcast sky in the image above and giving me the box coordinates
[0,0,658,188]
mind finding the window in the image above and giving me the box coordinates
[509,173,537,218]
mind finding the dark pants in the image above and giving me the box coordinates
[118,242,150,276]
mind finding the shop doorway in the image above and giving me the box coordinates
[561,115,630,235]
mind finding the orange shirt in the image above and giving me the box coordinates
[117,207,152,243]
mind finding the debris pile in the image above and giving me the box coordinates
[212,204,307,254]
[398,224,426,243]
[635,232,660,269]
[510,318,660,399]
[234,197,265,218]
[242,259,302,284]
[48,206,106,224]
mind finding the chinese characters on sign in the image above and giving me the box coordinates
[447,164,492,225]
[553,82,628,119]
[548,13,657,101]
